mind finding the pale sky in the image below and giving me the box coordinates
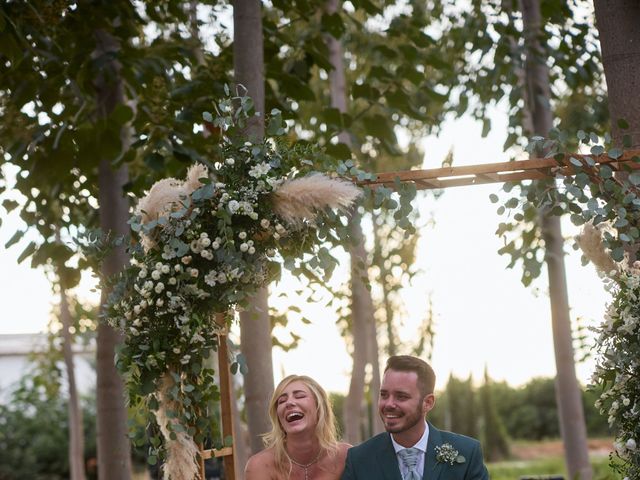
[0,107,608,393]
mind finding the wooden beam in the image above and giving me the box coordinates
[358,149,640,190]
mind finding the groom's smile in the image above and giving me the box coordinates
[378,369,435,446]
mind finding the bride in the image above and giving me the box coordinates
[244,375,350,480]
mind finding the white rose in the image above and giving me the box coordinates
[626,438,637,451]
[261,219,270,229]
[240,243,249,252]
[228,200,240,213]
[225,157,235,165]
[239,231,247,240]
[151,270,161,280]
[161,264,170,274]
[248,246,256,255]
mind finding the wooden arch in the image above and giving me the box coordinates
[200,149,640,480]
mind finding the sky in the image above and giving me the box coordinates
[0,106,608,394]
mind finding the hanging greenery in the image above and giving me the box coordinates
[103,88,369,478]
[495,128,640,478]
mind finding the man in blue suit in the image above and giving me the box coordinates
[341,355,489,480]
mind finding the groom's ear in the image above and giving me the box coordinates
[422,393,435,415]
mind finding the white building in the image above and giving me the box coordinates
[0,333,96,402]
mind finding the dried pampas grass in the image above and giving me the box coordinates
[155,373,200,480]
[576,222,619,277]
[272,173,361,225]
[136,164,209,251]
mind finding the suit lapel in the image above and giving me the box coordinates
[375,434,403,480]
[423,423,444,480]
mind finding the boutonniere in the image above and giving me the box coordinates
[435,443,466,465]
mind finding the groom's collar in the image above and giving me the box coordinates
[390,420,429,453]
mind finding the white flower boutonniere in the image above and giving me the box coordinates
[435,443,466,465]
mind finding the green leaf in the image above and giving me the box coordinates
[321,12,345,39]
[4,230,24,249]
[608,148,623,159]
[2,199,19,212]
[17,242,37,264]
[617,118,629,129]
[629,171,640,186]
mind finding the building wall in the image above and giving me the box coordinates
[0,333,96,403]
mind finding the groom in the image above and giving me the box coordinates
[341,355,489,480]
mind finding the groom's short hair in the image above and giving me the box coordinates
[385,355,436,397]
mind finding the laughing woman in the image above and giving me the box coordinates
[244,375,351,480]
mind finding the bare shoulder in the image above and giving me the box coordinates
[245,448,276,480]
[337,442,352,459]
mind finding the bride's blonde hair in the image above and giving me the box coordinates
[262,375,339,478]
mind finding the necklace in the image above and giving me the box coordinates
[286,449,322,480]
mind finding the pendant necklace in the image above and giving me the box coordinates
[287,449,322,480]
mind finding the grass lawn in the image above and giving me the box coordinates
[488,438,623,480]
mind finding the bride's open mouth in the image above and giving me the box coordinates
[286,411,305,423]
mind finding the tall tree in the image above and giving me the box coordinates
[233,0,275,453]
[520,2,592,477]
[324,0,382,443]
[593,1,640,150]
[480,367,510,462]
[439,2,605,476]
[59,282,87,480]
[93,28,134,479]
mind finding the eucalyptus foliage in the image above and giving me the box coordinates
[105,89,410,463]
[496,127,640,477]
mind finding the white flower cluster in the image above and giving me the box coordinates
[434,443,465,465]
[109,137,307,383]
[592,269,640,478]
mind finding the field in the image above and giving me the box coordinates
[488,438,623,480]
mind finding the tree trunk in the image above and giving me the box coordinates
[60,290,87,480]
[521,2,592,479]
[234,0,273,454]
[593,1,640,149]
[324,0,380,444]
[94,28,132,480]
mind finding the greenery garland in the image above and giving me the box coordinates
[593,268,640,479]
[495,130,640,479]
[104,90,367,473]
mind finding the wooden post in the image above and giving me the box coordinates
[199,313,237,480]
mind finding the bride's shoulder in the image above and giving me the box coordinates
[336,442,352,458]
[245,448,276,479]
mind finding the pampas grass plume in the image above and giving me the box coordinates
[135,164,209,251]
[155,373,200,480]
[576,222,619,277]
[272,173,361,225]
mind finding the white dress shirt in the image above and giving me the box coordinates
[391,421,430,479]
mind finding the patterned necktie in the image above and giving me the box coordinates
[398,447,422,480]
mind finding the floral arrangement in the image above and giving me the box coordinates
[435,443,465,465]
[579,223,640,479]
[106,91,361,479]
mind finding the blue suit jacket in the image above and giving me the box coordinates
[341,423,489,480]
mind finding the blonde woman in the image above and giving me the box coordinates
[244,375,351,480]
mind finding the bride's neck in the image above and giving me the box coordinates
[285,434,321,462]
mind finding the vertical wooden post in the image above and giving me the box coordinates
[198,443,206,480]
[216,312,236,480]
[198,313,237,480]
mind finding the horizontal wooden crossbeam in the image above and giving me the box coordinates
[200,446,233,460]
[358,149,640,190]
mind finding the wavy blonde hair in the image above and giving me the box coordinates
[262,375,339,478]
